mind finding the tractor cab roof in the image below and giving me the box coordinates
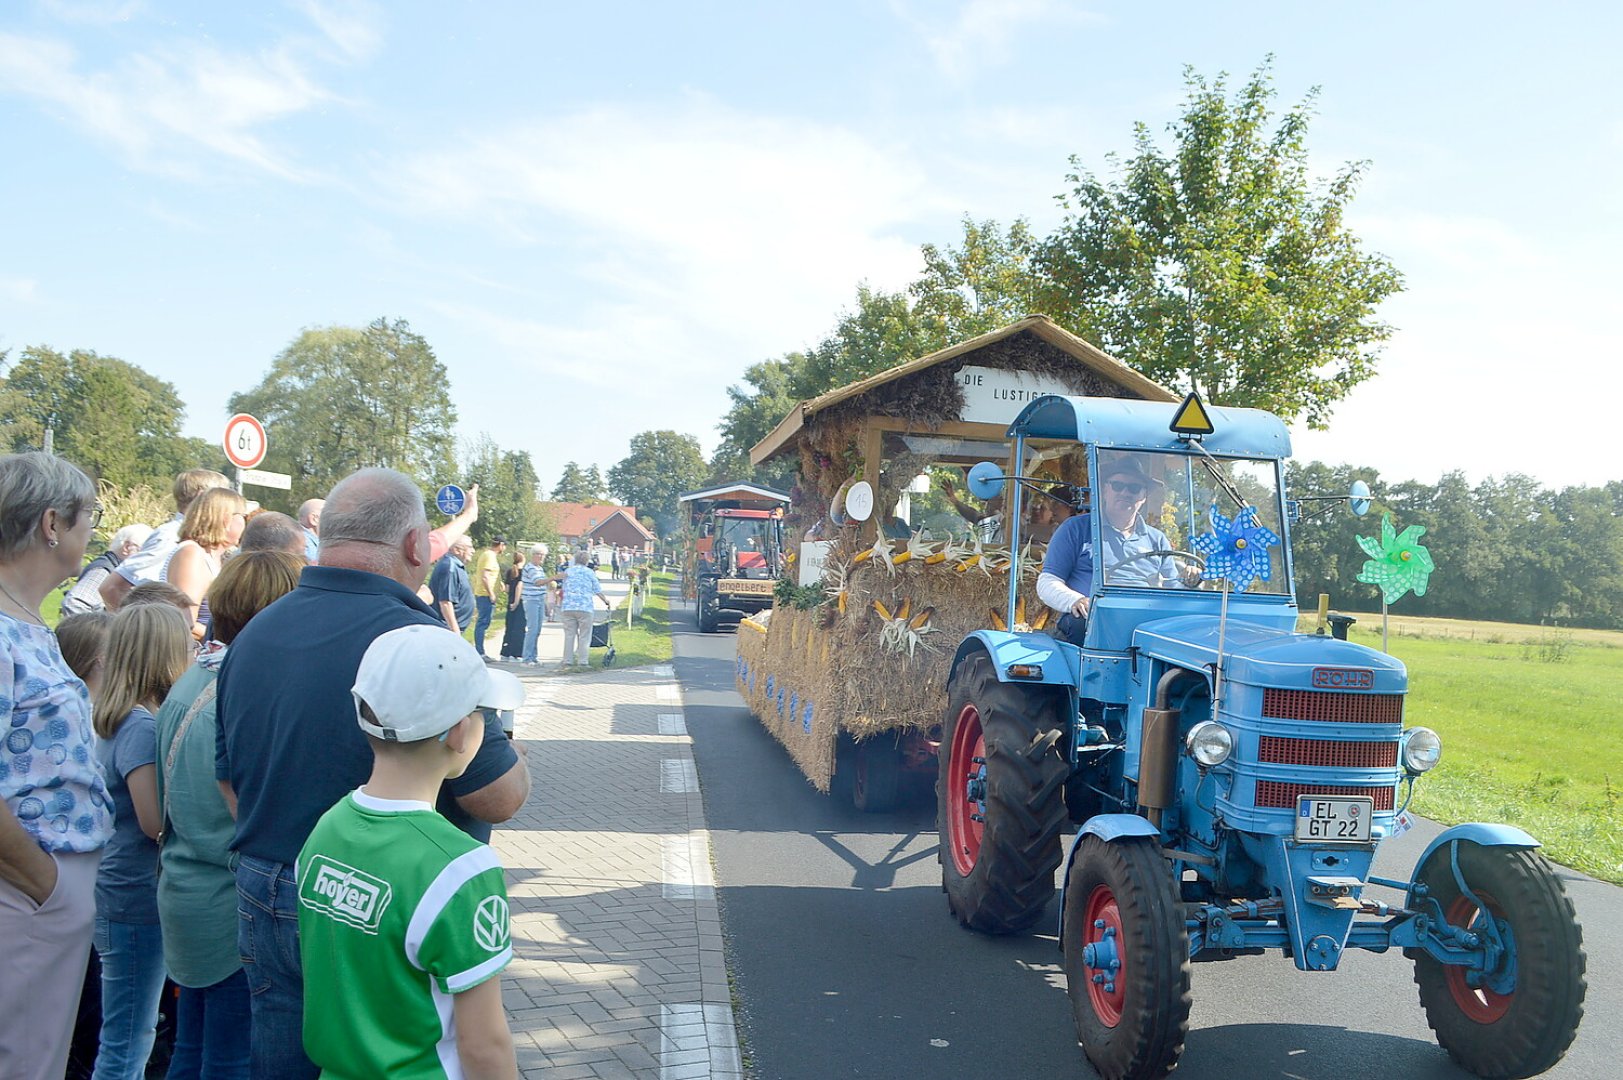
[1009,395,1291,459]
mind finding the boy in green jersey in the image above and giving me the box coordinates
[297,624,526,1079]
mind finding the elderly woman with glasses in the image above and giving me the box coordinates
[0,452,116,1080]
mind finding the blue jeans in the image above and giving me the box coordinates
[167,969,250,1080]
[474,595,495,654]
[236,857,316,1080]
[91,916,166,1080]
[522,594,546,662]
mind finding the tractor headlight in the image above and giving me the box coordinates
[1186,721,1233,767]
[1402,727,1442,773]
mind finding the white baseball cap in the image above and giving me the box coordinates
[353,625,525,742]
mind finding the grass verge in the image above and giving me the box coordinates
[1321,620,1622,883]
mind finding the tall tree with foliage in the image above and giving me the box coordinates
[551,461,607,503]
[1037,59,1403,426]
[0,345,226,487]
[457,435,556,548]
[228,318,457,511]
[910,217,1043,341]
[607,430,709,537]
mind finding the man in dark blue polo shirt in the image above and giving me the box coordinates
[215,468,531,1080]
[429,536,475,634]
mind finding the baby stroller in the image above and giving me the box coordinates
[591,611,617,667]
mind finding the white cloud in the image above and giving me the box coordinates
[0,31,333,179]
[389,96,933,356]
[38,0,145,25]
[902,0,1107,80]
[292,0,382,62]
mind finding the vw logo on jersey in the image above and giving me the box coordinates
[473,895,510,952]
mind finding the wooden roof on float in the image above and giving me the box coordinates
[748,314,1175,465]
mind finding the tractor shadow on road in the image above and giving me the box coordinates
[1181,1023,1478,1079]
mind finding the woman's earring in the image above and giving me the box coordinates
[47,539,58,548]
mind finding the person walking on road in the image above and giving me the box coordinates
[519,545,549,665]
[553,551,611,669]
[499,548,526,661]
[471,537,505,659]
[430,539,475,636]
[297,499,323,564]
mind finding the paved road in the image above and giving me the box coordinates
[671,601,1620,1080]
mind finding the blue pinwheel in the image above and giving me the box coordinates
[1191,504,1280,592]
[1356,513,1434,604]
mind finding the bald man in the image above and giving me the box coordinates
[297,498,324,563]
[240,511,308,558]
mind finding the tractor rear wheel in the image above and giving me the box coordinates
[1062,835,1191,1080]
[1411,843,1586,1078]
[938,651,1067,934]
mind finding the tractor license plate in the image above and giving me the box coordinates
[1295,796,1374,843]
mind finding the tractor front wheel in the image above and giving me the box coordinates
[1062,835,1191,1080]
[938,651,1067,934]
[697,582,719,633]
[1411,843,1586,1078]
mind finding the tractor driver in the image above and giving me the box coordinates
[1037,457,1200,645]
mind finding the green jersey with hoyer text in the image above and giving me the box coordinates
[297,789,513,1079]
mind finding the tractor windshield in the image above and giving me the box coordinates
[1095,449,1291,596]
[715,514,778,575]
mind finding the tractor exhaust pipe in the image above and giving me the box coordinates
[1138,668,1203,827]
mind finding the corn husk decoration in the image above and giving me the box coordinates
[877,599,940,658]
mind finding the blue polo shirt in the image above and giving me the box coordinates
[214,565,519,865]
[1042,513,1179,594]
[429,552,474,630]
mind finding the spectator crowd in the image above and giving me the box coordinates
[0,454,564,1080]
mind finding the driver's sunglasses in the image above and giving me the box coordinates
[1107,480,1146,497]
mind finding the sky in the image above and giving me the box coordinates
[2,0,1619,497]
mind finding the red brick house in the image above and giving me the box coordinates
[542,502,656,553]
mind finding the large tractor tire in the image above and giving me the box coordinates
[1410,843,1586,1078]
[696,581,719,633]
[1062,835,1191,1080]
[938,651,1068,934]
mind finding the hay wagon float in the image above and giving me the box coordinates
[734,316,1174,810]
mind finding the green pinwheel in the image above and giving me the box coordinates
[1356,513,1434,604]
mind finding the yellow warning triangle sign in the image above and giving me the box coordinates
[1170,391,1214,436]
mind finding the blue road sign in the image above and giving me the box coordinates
[435,484,466,516]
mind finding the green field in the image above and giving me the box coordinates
[1309,614,1623,882]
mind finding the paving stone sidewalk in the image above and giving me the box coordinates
[491,576,741,1079]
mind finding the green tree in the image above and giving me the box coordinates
[709,355,805,488]
[227,318,457,511]
[552,461,606,503]
[458,435,556,549]
[910,216,1043,340]
[1037,59,1403,427]
[607,430,709,537]
[0,346,224,488]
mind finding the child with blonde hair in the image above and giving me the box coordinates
[90,603,192,1079]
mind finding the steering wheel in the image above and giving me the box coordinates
[1107,549,1207,587]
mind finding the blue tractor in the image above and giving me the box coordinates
[939,394,1586,1080]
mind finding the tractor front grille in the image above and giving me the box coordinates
[1255,780,1395,811]
[1262,689,1403,725]
[1258,736,1398,769]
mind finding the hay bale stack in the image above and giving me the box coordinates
[738,539,1049,789]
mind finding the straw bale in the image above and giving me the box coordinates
[741,539,1052,786]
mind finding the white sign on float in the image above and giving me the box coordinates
[956,366,1074,425]
[799,541,834,588]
